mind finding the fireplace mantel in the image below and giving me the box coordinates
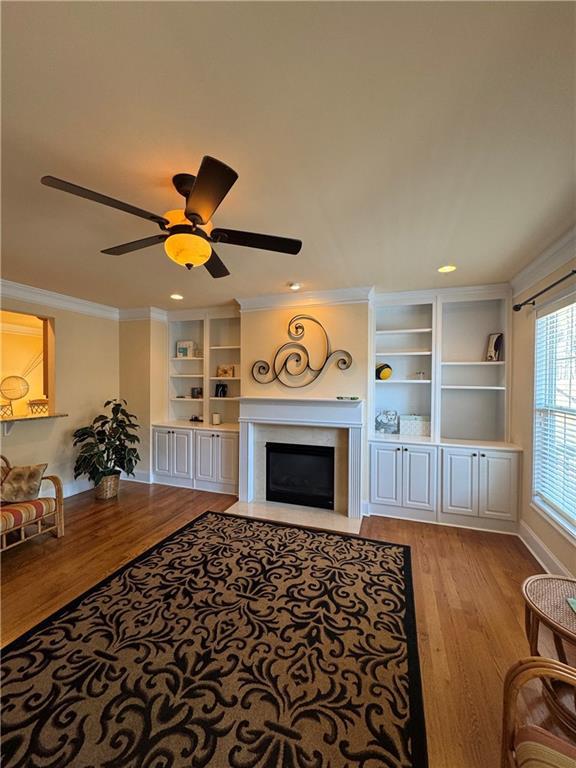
[238,397,364,518]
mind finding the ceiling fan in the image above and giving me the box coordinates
[40,156,302,278]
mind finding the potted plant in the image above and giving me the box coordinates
[72,399,141,500]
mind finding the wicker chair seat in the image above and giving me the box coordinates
[1,498,57,533]
[515,725,576,767]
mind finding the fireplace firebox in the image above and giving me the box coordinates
[265,442,335,509]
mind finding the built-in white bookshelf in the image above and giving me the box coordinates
[168,311,241,427]
[372,300,435,440]
[372,288,511,445]
[438,297,508,442]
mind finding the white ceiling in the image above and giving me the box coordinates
[2,2,574,309]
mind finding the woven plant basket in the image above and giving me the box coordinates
[94,473,120,500]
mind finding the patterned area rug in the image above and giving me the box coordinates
[1,512,427,767]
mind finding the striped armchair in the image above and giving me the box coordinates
[502,657,576,767]
[0,456,64,551]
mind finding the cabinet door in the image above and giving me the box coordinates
[441,448,478,516]
[153,429,172,476]
[479,451,518,520]
[217,433,239,485]
[172,430,193,479]
[196,432,217,482]
[402,446,437,511]
[370,444,402,506]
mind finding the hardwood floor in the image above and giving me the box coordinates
[1,482,237,646]
[2,483,572,767]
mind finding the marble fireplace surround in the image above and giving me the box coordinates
[238,397,364,519]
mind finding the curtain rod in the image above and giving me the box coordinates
[512,269,576,312]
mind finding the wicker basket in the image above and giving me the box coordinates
[28,398,49,416]
[95,473,120,500]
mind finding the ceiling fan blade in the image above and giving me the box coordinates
[211,228,302,255]
[101,234,168,255]
[204,248,230,278]
[172,173,196,198]
[41,176,169,227]
[185,156,238,225]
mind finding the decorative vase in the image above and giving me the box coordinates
[95,473,120,500]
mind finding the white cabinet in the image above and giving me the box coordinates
[442,447,518,521]
[370,443,436,512]
[153,428,172,477]
[402,445,437,511]
[441,448,478,516]
[370,445,402,506]
[152,428,193,481]
[218,433,239,485]
[195,430,239,490]
[153,426,238,492]
[195,431,217,482]
[478,450,518,520]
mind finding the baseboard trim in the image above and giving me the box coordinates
[121,470,151,484]
[62,478,92,498]
[518,520,574,577]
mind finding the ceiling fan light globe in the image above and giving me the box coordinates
[164,233,211,268]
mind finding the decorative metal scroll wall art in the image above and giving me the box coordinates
[251,315,353,388]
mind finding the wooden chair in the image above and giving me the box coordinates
[0,456,64,551]
[502,657,576,767]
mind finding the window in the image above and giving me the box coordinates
[533,295,576,530]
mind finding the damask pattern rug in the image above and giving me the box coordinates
[1,512,427,768]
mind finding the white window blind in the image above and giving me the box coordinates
[533,295,576,528]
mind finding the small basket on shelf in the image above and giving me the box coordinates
[399,414,431,437]
[0,401,13,419]
[28,398,50,416]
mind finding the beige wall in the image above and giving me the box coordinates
[119,318,167,476]
[510,258,576,575]
[241,303,369,400]
[1,298,119,491]
[119,320,152,471]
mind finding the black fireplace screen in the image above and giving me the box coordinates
[265,442,335,510]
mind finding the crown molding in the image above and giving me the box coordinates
[374,283,510,306]
[1,322,43,337]
[119,307,168,322]
[167,304,240,321]
[0,279,119,320]
[511,226,576,298]
[237,286,374,312]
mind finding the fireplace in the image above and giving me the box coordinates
[266,442,335,510]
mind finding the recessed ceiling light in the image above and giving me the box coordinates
[288,282,301,291]
[170,293,184,300]
[438,265,457,273]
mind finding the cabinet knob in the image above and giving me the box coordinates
[481,453,486,458]
[472,453,477,457]
[403,447,408,452]
[396,447,401,452]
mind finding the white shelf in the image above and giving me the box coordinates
[375,379,431,384]
[170,357,203,361]
[376,328,432,335]
[170,374,203,378]
[170,397,204,402]
[209,376,241,381]
[441,385,506,391]
[210,345,240,350]
[442,361,505,366]
[209,397,240,401]
[376,350,432,357]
